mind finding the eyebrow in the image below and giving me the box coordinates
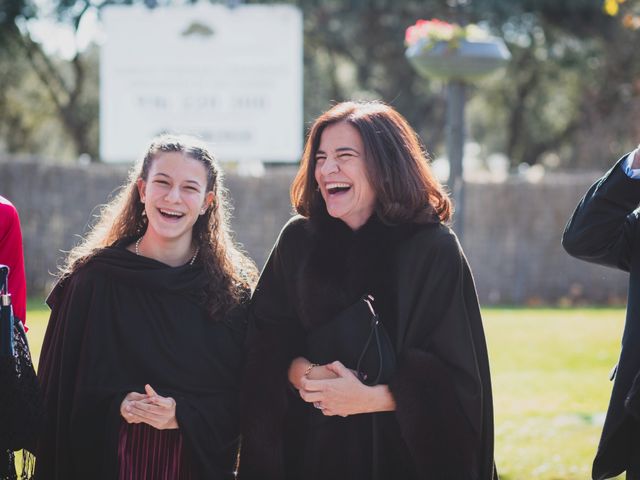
[315,147,360,156]
[152,172,203,186]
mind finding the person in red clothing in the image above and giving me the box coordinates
[1,198,35,480]
[0,195,26,326]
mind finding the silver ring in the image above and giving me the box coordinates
[313,402,323,410]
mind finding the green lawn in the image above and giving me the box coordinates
[485,308,625,480]
[24,304,626,480]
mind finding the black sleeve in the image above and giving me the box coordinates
[388,229,494,479]
[562,155,640,271]
[240,221,306,480]
[175,393,241,478]
[36,274,95,479]
[177,301,249,479]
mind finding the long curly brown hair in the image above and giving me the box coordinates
[60,134,257,320]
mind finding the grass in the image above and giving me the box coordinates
[23,303,627,479]
[485,308,625,480]
[24,298,50,369]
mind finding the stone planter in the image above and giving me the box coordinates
[405,37,510,81]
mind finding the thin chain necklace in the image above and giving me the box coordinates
[135,237,199,266]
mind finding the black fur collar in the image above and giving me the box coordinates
[296,212,416,329]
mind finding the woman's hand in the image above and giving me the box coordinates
[120,391,147,424]
[121,384,179,430]
[298,361,396,417]
[288,356,338,390]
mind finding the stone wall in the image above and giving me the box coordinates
[0,160,628,305]
[463,175,628,304]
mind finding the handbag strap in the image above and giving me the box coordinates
[359,295,383,480]
[356,295,384,385]
[0,265,13,357]
[0,265,8,295]
[233,436,242,479]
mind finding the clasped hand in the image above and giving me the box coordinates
[120,384,178,430]
[298,361,369,418]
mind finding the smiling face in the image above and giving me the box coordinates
[137,151,214,247]
[314,122,377,230]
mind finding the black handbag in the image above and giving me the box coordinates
[306,294,396,386]
[0,265,42,480]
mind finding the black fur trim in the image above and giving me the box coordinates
[297,213,415,329]
[388,348,480,478]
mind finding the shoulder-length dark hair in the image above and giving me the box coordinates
[60,134,257,320]
[291,101,452,224]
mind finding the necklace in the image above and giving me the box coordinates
[135,237,199,266]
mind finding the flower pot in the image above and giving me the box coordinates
[405,37,510,81]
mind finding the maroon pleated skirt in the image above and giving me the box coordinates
[118,421,194,480]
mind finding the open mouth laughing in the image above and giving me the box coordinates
[158,208,185,220]
[326,182,352,195]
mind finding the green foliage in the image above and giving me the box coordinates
[0,32,100,161]
[274,0,640,168]
[287,1,456,156]
[0,41,71,157]
[466,0,640,168]
[0,0,34,30]
[0,0,139,161]
[2,0,640,168]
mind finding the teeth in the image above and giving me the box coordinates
[160,209,184,217]
[326,183,350,189]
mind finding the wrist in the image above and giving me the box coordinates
[363,385,396,413]
[167,417,179,429]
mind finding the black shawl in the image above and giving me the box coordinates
[241,214,496,480]
[35,244,247,479]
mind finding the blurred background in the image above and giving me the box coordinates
[2,0,640,478]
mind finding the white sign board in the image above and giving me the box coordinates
[100,4,302,163]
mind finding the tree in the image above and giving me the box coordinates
[3,0,640,169]
[1,0,119,161]
[273,0,640,168]
[472,0,640,168]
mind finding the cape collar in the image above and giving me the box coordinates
[84,241,206,295]
[297,213,415,328]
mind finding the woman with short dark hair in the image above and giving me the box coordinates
[242,101,496,479]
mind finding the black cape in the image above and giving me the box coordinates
[563,155,640,480]
[241,214,496,480]
[35,244,247,479]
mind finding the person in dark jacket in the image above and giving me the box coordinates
[241,101,497,480]
[35,135,256,479]
[563,146,640,480]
